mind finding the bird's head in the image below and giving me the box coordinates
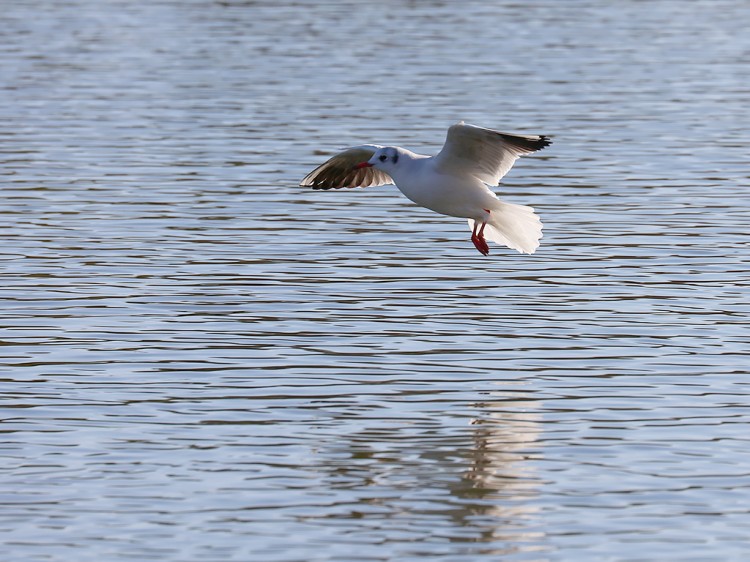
[355,147,401,174]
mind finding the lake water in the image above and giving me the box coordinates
[2,0,750,560]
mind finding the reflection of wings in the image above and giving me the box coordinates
[299,145,394,190]
[433,122,551,185]
[465,389,542,500]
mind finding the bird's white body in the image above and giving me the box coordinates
[300,122,551,255]
[383,148,497,220]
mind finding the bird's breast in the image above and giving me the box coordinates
[394,169,493,219]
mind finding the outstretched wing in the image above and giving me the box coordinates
[432,122,551,185]
[299,145,393,190]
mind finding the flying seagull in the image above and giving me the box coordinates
[299,122,551,255]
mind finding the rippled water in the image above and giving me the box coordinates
[2,1,750,560]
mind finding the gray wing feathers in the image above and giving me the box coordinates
[433,122,551,185]
[299,145,393,190]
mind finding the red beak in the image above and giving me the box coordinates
[354,162,373,169]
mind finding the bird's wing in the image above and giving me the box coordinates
[299,145,393,190]
[432,122,551,185]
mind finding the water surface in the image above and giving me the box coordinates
[2,1,750,560]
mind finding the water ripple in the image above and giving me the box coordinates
[2,0,750,560]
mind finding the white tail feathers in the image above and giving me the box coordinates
[467,201,543,254]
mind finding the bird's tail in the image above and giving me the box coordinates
[468,200,543,254]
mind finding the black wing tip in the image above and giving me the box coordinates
[498,131,552,152]
[303,178,355,190]
[537,135,552,151]
[300,171,348,190]
[304,179,337,190]
[300,179,327,189]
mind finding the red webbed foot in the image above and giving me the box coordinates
[471,234,490,256]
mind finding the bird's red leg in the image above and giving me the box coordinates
[471,221,480,251]
[471,217,490,256]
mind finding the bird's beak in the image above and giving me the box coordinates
[354,162,373,169]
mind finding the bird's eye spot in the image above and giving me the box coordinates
[379,154,387,162]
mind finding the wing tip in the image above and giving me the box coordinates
[299,176,323,188]
[500,132,553,153]
[453,121,553,152]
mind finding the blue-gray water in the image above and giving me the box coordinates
[2,1,750,560]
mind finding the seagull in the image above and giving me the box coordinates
[299,122,551,255]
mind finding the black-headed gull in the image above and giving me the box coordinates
[300,122,551,256]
